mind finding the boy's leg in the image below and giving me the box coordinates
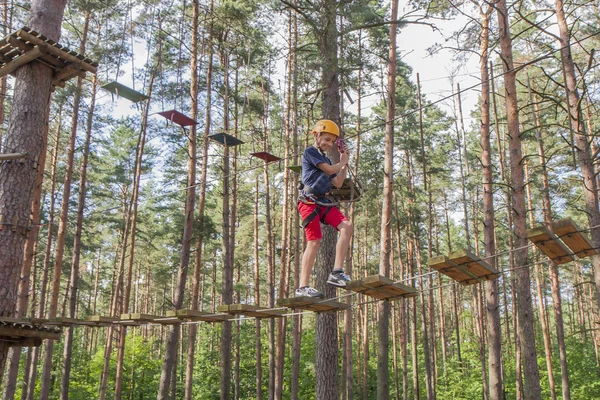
[299,240,320,287]
[333,220,353,271]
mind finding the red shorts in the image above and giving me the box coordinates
[298,202,348,241]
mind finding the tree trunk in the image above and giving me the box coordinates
[478,5,503,399]
[185,0,210,397]
[2,96,51,400]
[496,0,542,397]
[0,0,67,370]
[219,49,234,400]
[60,16,92,399]
[157,49,197,399]
[556,0,600,319]
[378,1,398,397]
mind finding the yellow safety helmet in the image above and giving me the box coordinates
[312,119,340,137]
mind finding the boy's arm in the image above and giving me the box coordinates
[331,165,347,188]
[316,148,349,178]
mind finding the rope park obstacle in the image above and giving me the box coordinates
[1,216,597,346]
[1,28,599,352]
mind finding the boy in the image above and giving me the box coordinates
[295,119,354,298]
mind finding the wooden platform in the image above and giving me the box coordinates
[209,132,244,147]
[157,110,197,127]
[428,249,500,285]
[85,315,120,326]
[0,26,97,86]
[347,274,416,300]
[166,309,229,323]
[251,152,282,163]
[527,225,575,265]
[287,165,302,174]
[0,319,61,346]
[102,81,149,103]
[217,304,285,319]
[551,218,598,258]
[277,296,350,312]
[44,317,98,327]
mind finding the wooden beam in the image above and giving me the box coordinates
[0,153,27,161]
[277,296,350,312]
[0,325,60,340]
[0,45,44,78]
[1,337,43,347]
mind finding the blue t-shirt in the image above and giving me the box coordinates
[302,146,336,195]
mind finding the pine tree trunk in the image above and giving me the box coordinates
[185,0,210,397]
[555,0,600,319]
[39,9,88,392]
[219,49,234,400]
[478,5,503,399]
[2,94,51,400]
[60,17,92,399]
[0,0,67,369]
[496,0,542,397]
[157,48,197,399]
[378,1,398,396]
[314,1,341,398]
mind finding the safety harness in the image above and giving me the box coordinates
[298,184,339,228]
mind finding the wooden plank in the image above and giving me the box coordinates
[428,255,472,283]
[121,313,162,322]
[151,316,181,325]
[6,36,66,70]
[4,337,43,347]
[0,325,61,340]
[17,30,97,73]
[53,63,84,83]
[0,45,44,78]
[0,153,27,161]
[44,317,97,327]
[277,297,350,312]
[166,309,228,322]
[552,218,599,258]
[347,274,417,300]
[85,315,119,324]
[527,226,575,265]
[448,249,501,283]
[217,304,285,318]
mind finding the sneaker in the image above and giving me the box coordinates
[295,286,324,298]
[327,270,351,287]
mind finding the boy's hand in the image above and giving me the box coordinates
[340,150,349,165]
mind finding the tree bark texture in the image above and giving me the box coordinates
[496,0,543,398]
[0,0,67,369]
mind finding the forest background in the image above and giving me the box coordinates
[0,0,599,399]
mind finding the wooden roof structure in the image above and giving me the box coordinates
[0,26,98,87]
